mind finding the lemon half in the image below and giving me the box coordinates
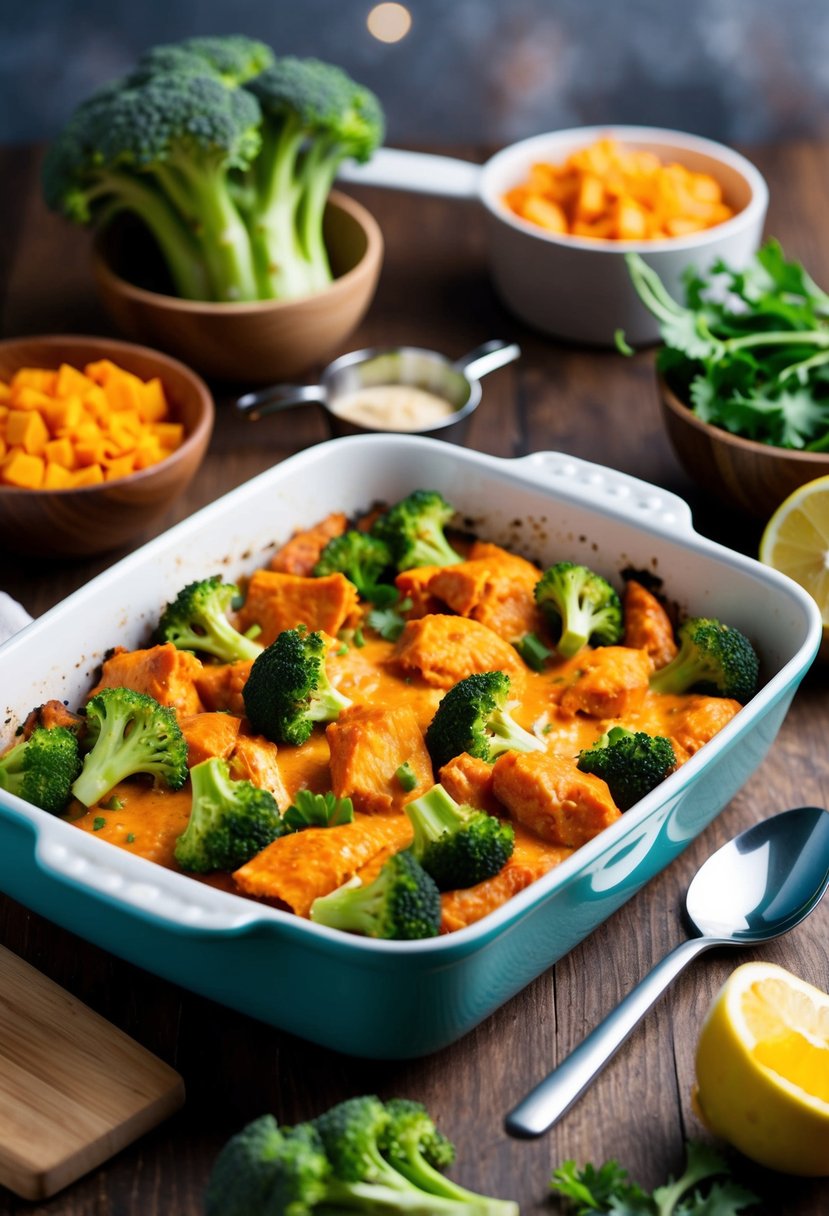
[759,474,829,622]
[694,961,829,1176]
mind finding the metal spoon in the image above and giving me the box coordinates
[505,805,829,1139]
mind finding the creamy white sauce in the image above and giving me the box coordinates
[329,384,456,431]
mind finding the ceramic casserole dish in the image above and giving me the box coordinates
[0,436,820,1059]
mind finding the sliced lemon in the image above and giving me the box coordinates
[759,474,829,622]
[693,961,829,1176]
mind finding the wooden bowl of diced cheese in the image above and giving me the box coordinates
[0,334,213,558]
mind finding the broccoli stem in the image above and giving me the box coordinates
[91,170,212,300]
[247,118,317,300]
[406,784,462,852]
[296,140,338,291]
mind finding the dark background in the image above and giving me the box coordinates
[3,0,829,148]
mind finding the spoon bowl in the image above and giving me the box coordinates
[506,806,829,1138]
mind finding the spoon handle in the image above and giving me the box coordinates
[505,936,721,1138]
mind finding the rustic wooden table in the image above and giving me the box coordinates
[1,142,828,1215]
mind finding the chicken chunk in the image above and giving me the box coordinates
[21,699,85,740]
[229,733,289,805]
[558,646,652,719]
[427,545,544,641]
[438,752,502,815]
[194,661,253,717]
[268,512,349,575]
[394,614,526,689]
[492,751,621,848]
[233,814,413,917]
[667,694,742,757]
[623,580,678,670]
[439,824,570,932]
[180,712,242,767]
[87,643,204,716]
[326,704,434,814]
[236,570,359,646]
[394,566,443,618]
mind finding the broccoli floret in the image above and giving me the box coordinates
[312,530,395,603]
[243,628,352,746]
[371,490,463,571]
[42,65,263,302]
[648,617,759,702]
[0,726,81,815]
[72,687,188,807]
[135,35,275,87]
[534,561,623,658]
[424,671,544,771]
[174,756,283,872]
[206,1096,520,1216]
[205,1115,330,1216]
[244,57,384,300]
[310,851,441,940]
[404,783,514,892]
[576,726,677,811]
[157,575,263,663]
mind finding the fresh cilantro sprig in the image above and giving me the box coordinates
[282,790,354,831]
[623,240,829,450]
[550,1141,758,1216]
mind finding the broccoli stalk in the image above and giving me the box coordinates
[424,670,544,771]
[157,575,263,663]
[245,57,384,299]
[577,726,677,811]
[313,530,395,602]
[43,66,265,302]
[174,757,284,872]
[534,561,623,658]
[0,726,81,815]
[309,851,441,940]
[206,1096,519,1215]
[382,1099,503,1209]
[371,490,463,571]
[72,687,188,807]
[243,627,352,746]
[404,783,515,892]
[648,617,759,702]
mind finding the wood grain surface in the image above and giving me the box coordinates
[1,141,828,1215]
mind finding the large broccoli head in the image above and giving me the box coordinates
[577,726,676,811]
[157,575,262,663]
[370,490,463,572]
[648,617,759,702]
[174,756,284,873]
[534,561,623,658]
[134,35,275,87]
[404,782,515,892]
[242,627,351,746]
[0,726,81,815]
[425,670,544,771]
[309,850,441,940]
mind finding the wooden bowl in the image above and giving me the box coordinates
[658,373,829,518]
[0,335,213,558]
[92,191,384,383]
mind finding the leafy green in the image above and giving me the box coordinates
[367,596,413,641]
[550,1142,758,1216]
[282,789,354,831]
[624,240,829,449]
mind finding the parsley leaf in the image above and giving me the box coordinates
[282,790,354,831]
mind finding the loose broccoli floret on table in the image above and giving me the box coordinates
[648,617,759,702]
[310,851,441,940]
[404,783,514,892]
[243,627,352,746]
[534,561,623,658]
[371,490,463,571]
[72,687,188,807]
[157,575,263,663]
[245,56,384,300]
[0,726,81,815]
[577,726,677,811]
[312,530,395,603]
[382,1098,504,1208]
[206,1096,520,1215]
[425,670,544,771]
[174,756,284,872]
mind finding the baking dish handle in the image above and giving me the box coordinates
[34,832,265,936]
[513,451,695,536]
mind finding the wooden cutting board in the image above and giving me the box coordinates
[0,946,185,1200]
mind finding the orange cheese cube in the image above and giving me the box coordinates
[104,371,145,413]
[44,436,76,469]
[71,464,104,487]
[44,395,83,435]
[43,462,75,489]
[152,422,184,449]
[2,450,45,488]
[55,363,94,398]
[11,368,56,395]
[139,377,169,422]
[10,385,53,412]
[7,408,49,455]
[84,359,121,387]
[81,385,111,422]
[0,382,10,403]
[103,454,136,480]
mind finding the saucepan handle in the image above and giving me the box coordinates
[236,383,323,421]
[455,341,522,381]
[513,451,695,537]
[338,146,482,200]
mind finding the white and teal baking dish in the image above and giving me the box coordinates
[0,435,820,1058]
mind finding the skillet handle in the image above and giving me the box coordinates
[513,451,695,537]
[337,147,481,199]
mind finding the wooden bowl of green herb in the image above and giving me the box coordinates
[627,240,829,518]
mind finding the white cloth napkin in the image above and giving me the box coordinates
[0,592,33,643]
